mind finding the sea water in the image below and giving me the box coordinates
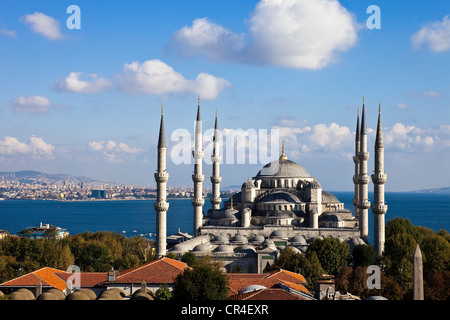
[0,192,448,242]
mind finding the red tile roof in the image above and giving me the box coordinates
[0,267,67,291]
[229,288,308,300]
[226,269,307,294]
[112,257,189,284]
[56,272,108,287]
[226,269,312,300]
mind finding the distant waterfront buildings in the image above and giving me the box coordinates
[19,222,69,240]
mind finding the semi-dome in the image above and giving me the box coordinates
[255,159,310,179]
[259,191,300,203]
[307,180,322,189]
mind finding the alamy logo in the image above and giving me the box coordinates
[170,124,280,166]
[366,265,381,290]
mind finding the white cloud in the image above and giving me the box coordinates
[273,119,353,158]
[307,123,353,151]
[168,0,358,69]
[271,117,450,162]
[396,103,412,110]
[88,141,104,151]
[53,72,114,94]
[0,28,17,38]
[383,123,450,152]
[0,137,31,155]
[11,95,53,114]
[29,136,55,157]
[22,12,64,40]
[117,59,230,99]
[89,140,142,163]
[411,15,450,52]
[406,91,443,99]
[0,136,54,158]
[168,17,245,62]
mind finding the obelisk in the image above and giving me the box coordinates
[413,244,424,300]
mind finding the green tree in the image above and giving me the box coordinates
[301,250,326,293]
[173,262,228,300]
[271,247,302,272]
[307,238,350,275]
[352,244,377,267]
[181,252,198,267]
[155,284,173,300]
[77,242,112,272]
[42,241,75,270]
[420,234,450,278]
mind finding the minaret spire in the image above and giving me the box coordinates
[210,108,222,210]
[154,104,169,257]
[352,107,360,221]
[372,103,387,256]
[192,96,205,236]
[358,98,370,240]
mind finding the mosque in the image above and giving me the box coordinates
[153,98,387,273]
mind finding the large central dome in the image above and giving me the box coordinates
[255,159,311,179]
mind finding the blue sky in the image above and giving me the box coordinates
[0,0,449,191]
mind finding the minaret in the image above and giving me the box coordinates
[352,108,360,220]
[192,97,205,236]
[210,109,222,210]
[371,103,388,256]
[154,105,169,257]
[358,98,370,240]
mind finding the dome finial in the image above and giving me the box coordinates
[279,141,287,160]
[230,196,234,210]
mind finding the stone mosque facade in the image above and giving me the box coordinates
[154,98,387,273]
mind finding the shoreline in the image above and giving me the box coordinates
[1,190,449,202]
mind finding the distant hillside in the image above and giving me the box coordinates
[0,170,115,186]
[412,186,450,194]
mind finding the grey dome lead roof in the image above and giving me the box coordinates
[255,159,310,179]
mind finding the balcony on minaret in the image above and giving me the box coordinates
[192,173,205,182]
[154,200,169,212]
[210,176,222,184]
[360,199,371,209]
[210,196,222,205]
[353,175,359,184]
[371,173,387,184]
[372,203,388,214]
[353,155,359,164]
[192,150,204,160]
[154,172,169,183]
[358,174,370,184]
[358,151,369,161]
[192,198,205,206]
[211,155,221,163]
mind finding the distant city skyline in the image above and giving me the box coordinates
[0,1,449,192]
